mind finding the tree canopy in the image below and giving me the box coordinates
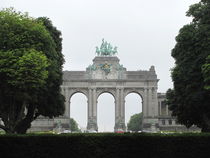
[0,8,65,134]
[70,118,81,132]
[127,113,142,132]
[202,55,210,90]
[166,0,210,132]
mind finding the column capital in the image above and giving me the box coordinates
[119,87,124,91]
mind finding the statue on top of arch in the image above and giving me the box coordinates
[96,38,118,56]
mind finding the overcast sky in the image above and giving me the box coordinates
[1,0,200,131]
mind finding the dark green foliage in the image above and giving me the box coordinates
[0,8,65,134]
[166,0,210,132]
[202,55,210,90]
[0,134,210,158]
[33,17,65,119]
[127,113,142,132]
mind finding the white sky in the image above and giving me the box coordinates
[1,0,200,131]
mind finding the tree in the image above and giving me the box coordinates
[0,8,65,134]
[166,0,210,132]
[127,113,143,132]
[70,118,81,132]
[202,55,210,90]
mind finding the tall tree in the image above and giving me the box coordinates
[127,113,142,132]
[0,8,65,134]
[166,0,210,132]
[202,55,210,90]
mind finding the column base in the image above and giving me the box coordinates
[142,117,159,132]
[29,116,71,133]
[114,123,126,132]
[87,116,98,131]
[114,116,126,132]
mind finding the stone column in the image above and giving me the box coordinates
[115,88,120,130]
[87,88,98,131]
[143,87,159,132]
[114,88,125,131]
[93,88,97,118]
[166,105,169,116]
[159,101,162,116]
[153,88,159,117]
[148,88,152,117]
[87,88,92,127]
[120,88,126,130]
[143,88,148,117]
[62,88,70,118]
[142,88,149,130]
[93,88,98,131]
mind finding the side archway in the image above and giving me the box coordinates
[124,91,143,131]
[69,92,88,131]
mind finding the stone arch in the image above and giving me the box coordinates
[124,89,144,101]
[69,89,88,101]
[69,91,88,130]
[65,88,88,118]
[96,88,116,101]
[124,91,143,130]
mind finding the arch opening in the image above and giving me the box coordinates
[125,92,143,132]
[70,92,87,132]
[97,92,115,132]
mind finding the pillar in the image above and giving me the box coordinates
[63,88,70,118]
[93,88,97,119]
[88,88,92,123]
[143,88,148,117]
[153,88,159,117]
[120,88,125,130]
[115,88,120,130]
[148,88,152,117]
[114,88,125,131]
[159,101,162,116]
[142,87,159,132]
[166,105,169,116]
[87,88,98,131]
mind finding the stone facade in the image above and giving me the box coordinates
[61,56,159,132]
[27,55,199,132]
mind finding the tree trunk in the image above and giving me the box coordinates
[15,119,32,134]
[15,104,38,134]
[0,124,15,134]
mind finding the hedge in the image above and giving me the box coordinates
[0,133,210,158]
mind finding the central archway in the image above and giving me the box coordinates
[97,92,115,132]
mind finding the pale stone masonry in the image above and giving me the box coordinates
[26,55,199,132]
[61,56,159,131]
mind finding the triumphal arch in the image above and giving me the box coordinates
[28,39,198,133]
[61,39,159,131]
